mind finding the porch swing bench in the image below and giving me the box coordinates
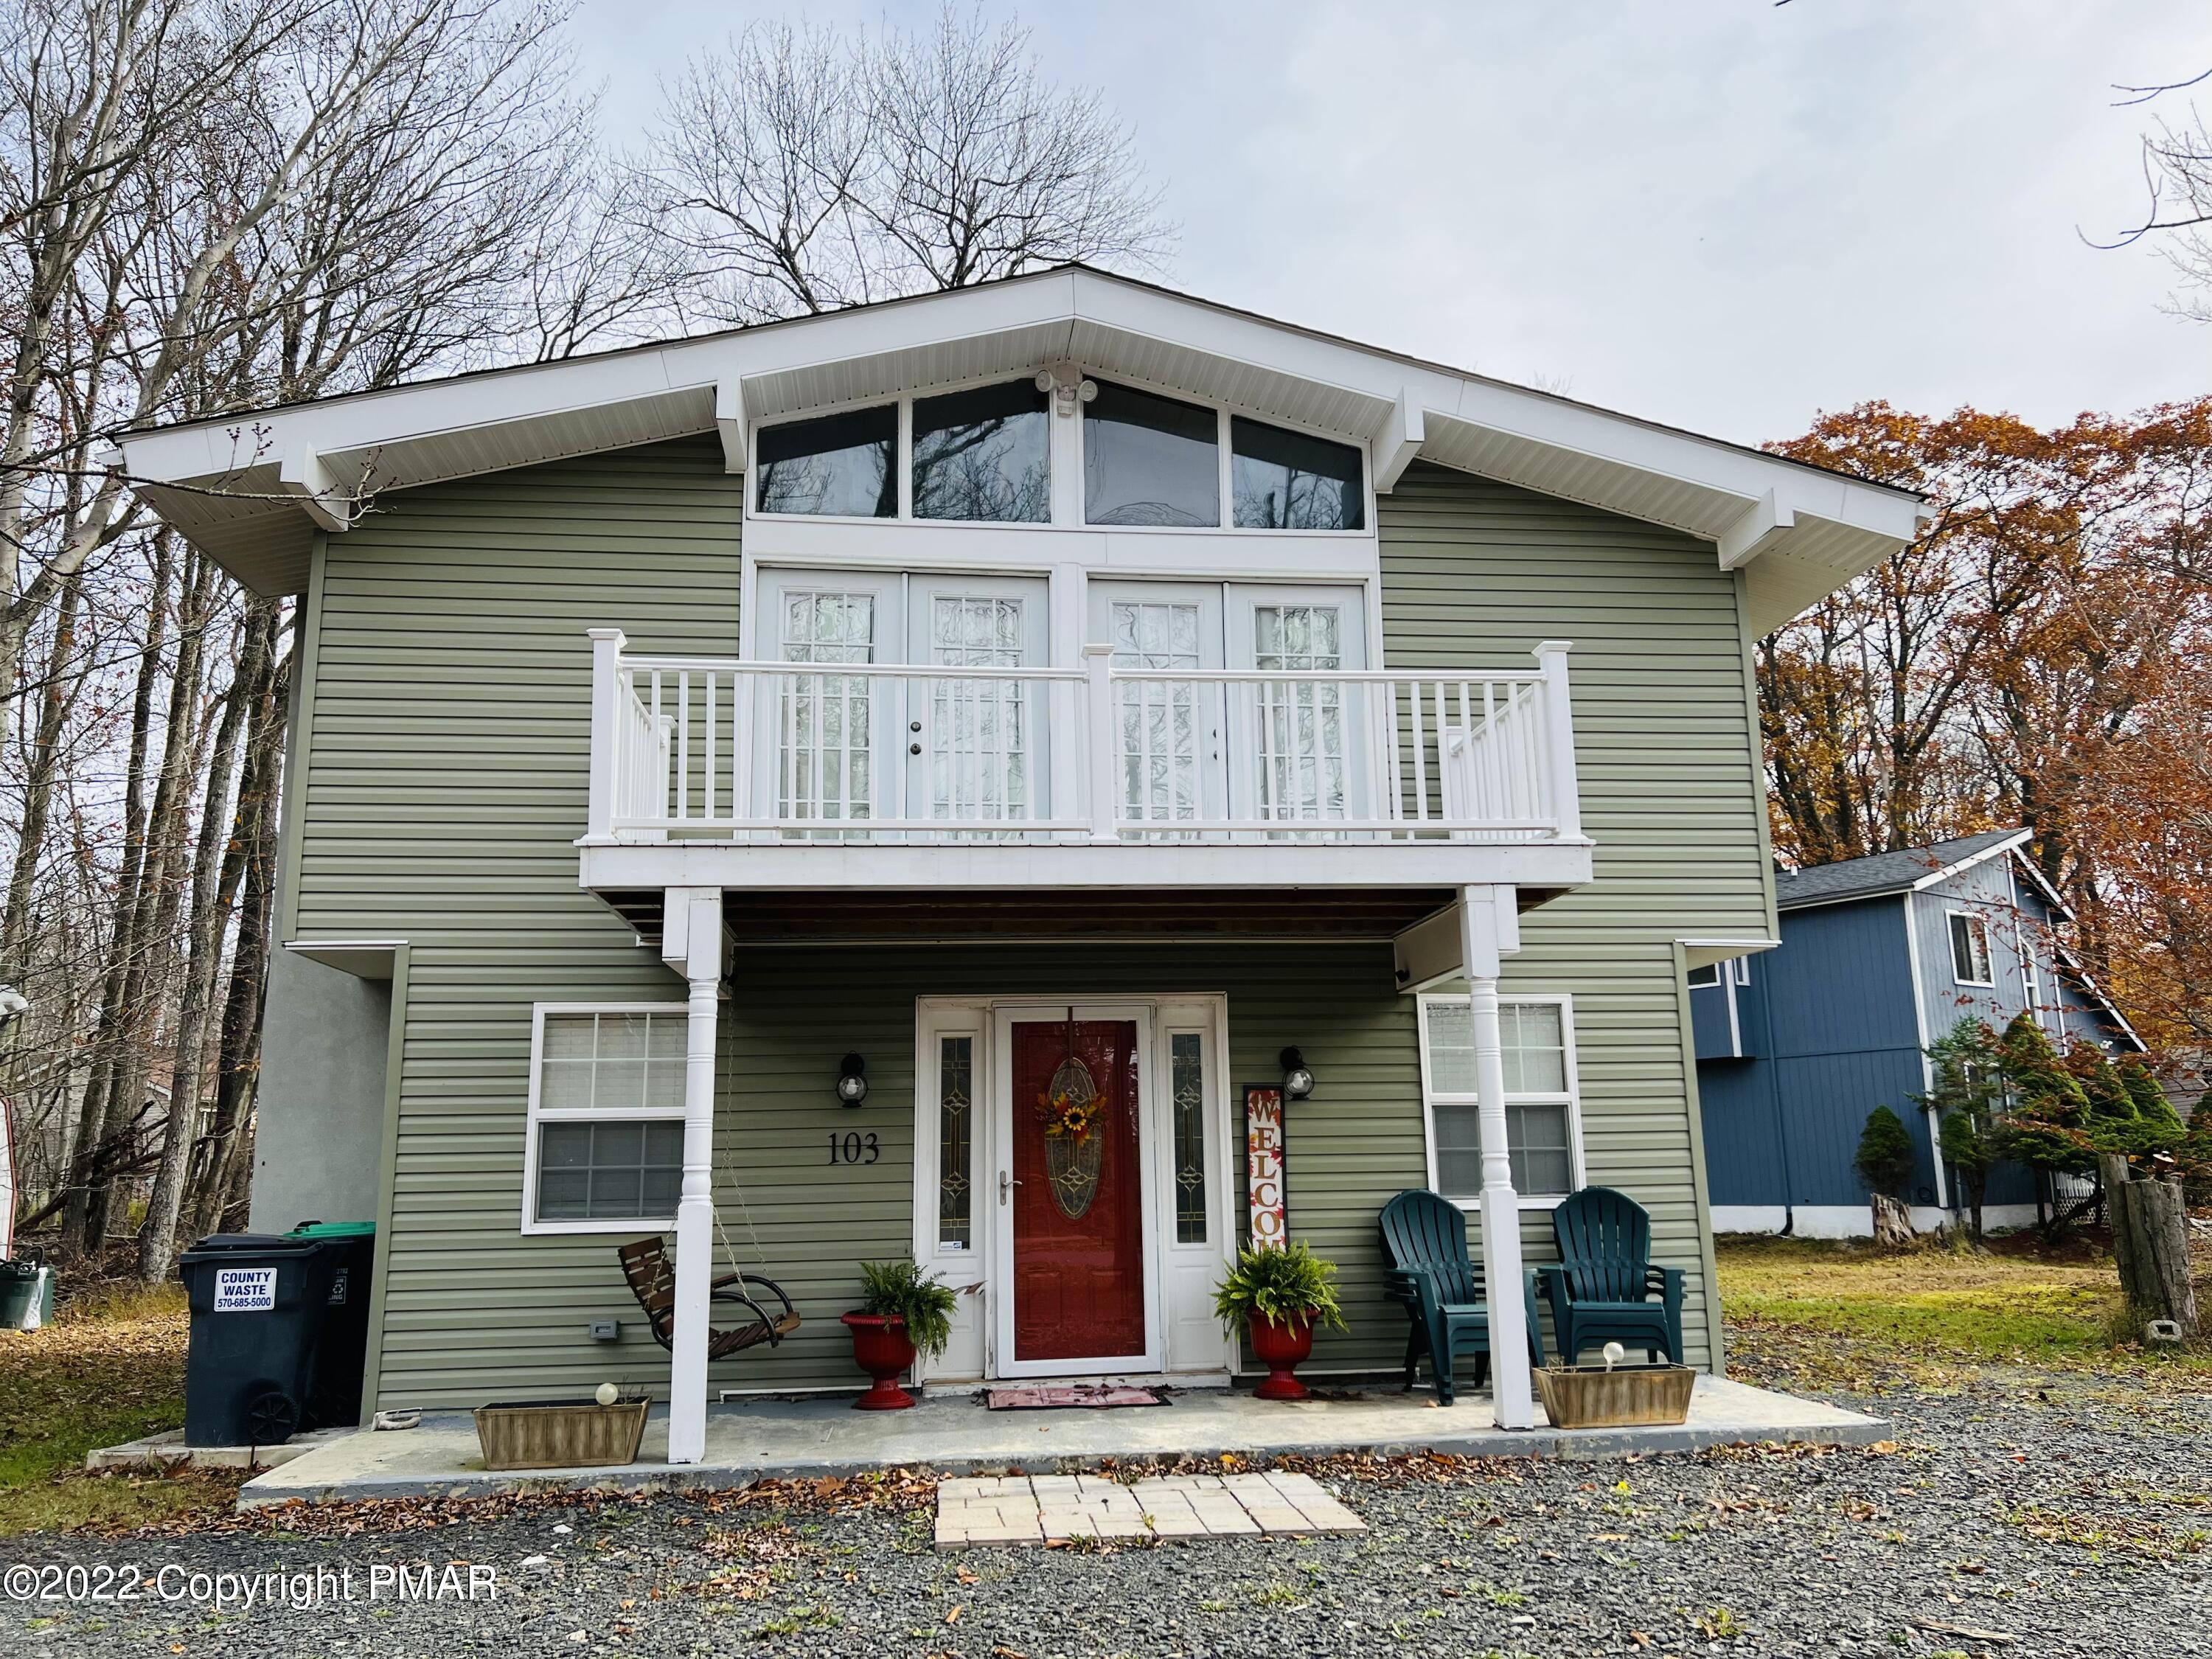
[616,1237,801,1361]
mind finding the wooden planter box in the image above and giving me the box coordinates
[1534,1363,1695,1429]
[473,1399,650,1471]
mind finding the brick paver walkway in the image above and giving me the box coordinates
[933,1470,1366,1547]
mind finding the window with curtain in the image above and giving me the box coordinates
[756,405,897,517]
[912,380,1050,522]
[528,1009,687,1227]
[1948,911,1994,985]
[1231,417,1364,529]
[1419,996,1579,1200]
[1082,381,1220,526]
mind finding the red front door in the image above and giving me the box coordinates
[1010,1019,1147,1363]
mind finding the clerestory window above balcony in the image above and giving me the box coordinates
[747,374,1374,537]
[756,405,897,518]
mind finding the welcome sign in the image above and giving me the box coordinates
[1244,1085,1285,1249]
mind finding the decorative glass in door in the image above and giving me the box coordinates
[777,591,876,825]
[928,596,1029,824]
[1253,604,1347,822]
[1111,600,1201,831]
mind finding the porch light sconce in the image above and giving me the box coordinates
[1279,1047,1315,1102]
[835,1053,869,1108]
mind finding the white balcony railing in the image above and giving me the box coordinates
[583,630,1582,849]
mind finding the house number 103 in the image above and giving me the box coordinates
[827,1130,880,1166]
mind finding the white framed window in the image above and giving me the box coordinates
[1416,993,1585,1206]
[747,371,1372,536]
[1948,911,1994,986]
[521,1004,689,1235]
[1686,964,1720,988]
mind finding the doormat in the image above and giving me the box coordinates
[984,1385,1168,1411]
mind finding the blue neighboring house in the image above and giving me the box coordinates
[1694,829,2143,1237]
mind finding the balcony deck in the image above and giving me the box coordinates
[577,630,1593,937]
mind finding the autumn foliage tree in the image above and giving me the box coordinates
[1759,401,2212,1053]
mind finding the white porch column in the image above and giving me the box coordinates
[662,886,723,1465]
[1459,884,1535,1430]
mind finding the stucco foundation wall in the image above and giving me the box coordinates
[247,947,392,1233]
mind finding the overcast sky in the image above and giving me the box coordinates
[569,0,2212,447]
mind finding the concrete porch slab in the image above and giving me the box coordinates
[237,1375,1884,1509]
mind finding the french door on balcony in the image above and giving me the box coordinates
[1091,580,1369,834]
[754,568,1048,830]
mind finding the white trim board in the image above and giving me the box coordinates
[116,265,1924,624]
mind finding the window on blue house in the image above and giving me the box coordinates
[1948,911,1994,986]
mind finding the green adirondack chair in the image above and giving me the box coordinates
[1378,1189,1545,1405]
[1534,1186,1685,1365]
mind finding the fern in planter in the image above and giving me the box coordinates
[1212,1241,1348,1332]
[856,1259,959,1359]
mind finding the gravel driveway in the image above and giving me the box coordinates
[7,1371,2205,1658]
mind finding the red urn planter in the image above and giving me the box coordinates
[1246,1310,1318,1402]
[842,1312,918,1411]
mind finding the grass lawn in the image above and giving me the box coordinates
[1717,1230,2212,1395]
[0,1288,240,1536]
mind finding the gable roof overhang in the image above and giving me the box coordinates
[114,265,1927,628]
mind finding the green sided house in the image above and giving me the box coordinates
[117,266,1922,1461]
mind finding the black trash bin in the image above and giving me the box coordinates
[178,1223,380,1445]
[178,1233,325,1446]
[285,1220,376,1431]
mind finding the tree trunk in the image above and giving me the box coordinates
[2101,1153,2201,1338]
[1,565,86,982]
[138,597,267,1282]
[185,639,286,1244]
[95,551,213,1255]
[1870,1192,1916,1248]
[62,535,175,1256]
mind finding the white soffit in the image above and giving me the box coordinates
[116,265,1924,611]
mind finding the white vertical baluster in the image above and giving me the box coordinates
[676,672,690,824]
[917,672,935,838]
[650,671,665,823]
[1408,678,1428,828]
[703,671,717,824]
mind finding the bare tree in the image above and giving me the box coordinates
[1,0,694,1276]
[636,1,1174,324]
[2101,69,2212,321]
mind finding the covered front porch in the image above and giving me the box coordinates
[240,1376,1885,1506]
[631,884,1567,1467]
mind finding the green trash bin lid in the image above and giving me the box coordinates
[287,1221,376,1239]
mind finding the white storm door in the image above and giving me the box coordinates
[905,574,1051,827]
[752,569,900,832]
[1226,585,1371,827]
[1088,582,1226,833]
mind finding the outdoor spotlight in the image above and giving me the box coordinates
[1279,1046,1314,1101]
[836,1052,869,1107]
